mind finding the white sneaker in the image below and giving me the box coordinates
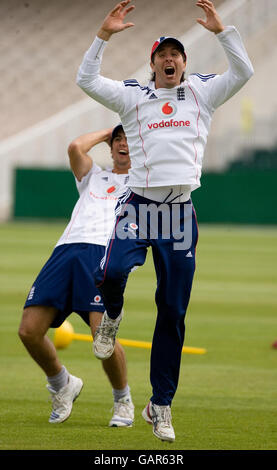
[93,311,122,360]
[47,374,83,423]
[142,401,175,442]
[109,395,135,427]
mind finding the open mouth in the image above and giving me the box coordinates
[164,66,175,76]
[119,150,128,155]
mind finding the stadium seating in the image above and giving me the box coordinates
[2,0,277,220]
[1,0,224,141]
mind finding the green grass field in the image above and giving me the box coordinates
[0,221,277,451]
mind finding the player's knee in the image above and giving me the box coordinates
[18,314,43,345]
[18,321,34,344]
[107,264,128,280]
[94,262,128,286]
[157,302,186,324]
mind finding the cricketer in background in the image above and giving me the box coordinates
[19,125,134,428]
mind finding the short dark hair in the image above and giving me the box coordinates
[111,124,124,146]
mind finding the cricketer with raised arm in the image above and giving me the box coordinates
[76,0,254,443]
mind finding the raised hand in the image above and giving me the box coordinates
[105,128,114,148]
[196,0,224,34]
[98,1,135,41]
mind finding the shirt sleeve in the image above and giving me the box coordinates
[76,36,129,115]
[204,26,254,110]
[75,163,102,195]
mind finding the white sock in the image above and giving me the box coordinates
[112,385,131,402]
[47,366,69,392]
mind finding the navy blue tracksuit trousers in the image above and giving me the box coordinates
[94,189,198,406]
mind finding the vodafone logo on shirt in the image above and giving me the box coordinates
[147,100,190,130]
[107,185,116,193]
[161,101,177,118]
[148,118,191,130]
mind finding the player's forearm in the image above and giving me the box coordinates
[68,137,93,182]
[70,129,111,155]
[77,36,107,80]
[97,28,112,41]
[209,26,254,109]
[68,130,106,176]
[68,129,112,181]
[217,26,254,81]
[76,37,125,114]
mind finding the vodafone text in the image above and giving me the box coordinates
[148,119,190,130]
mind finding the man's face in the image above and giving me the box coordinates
[111,130,130,168]
[151,42,186,89]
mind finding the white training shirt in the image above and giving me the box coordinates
[76,26,253,193]
[56,164,129,247]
